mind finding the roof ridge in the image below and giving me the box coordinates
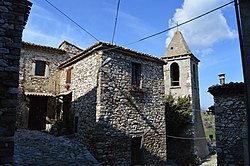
[22,41,66,53]
[58,40,83,51]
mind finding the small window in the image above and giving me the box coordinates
[35,60,46,76]
[170,62,179,86]
[132,62,141,86]
[66,68,72,84]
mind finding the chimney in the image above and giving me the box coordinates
[218,73,225,85]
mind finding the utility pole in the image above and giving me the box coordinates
[234,0,250,165]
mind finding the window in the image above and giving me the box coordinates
[132,62,141,86]
[35,60,46,76]
[170,62,179,86]
[66,68,72,84]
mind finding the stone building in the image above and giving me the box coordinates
[17,41,81,131]
[57,42,167,165]
[162,30,208,159]
[208,82,248,165]
[0,0,31,164]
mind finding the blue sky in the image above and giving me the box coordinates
[23,0,243,109]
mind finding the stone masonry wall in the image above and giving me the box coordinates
[163,55,208,159]
[58,45,167,165]
[17,45,69,128]
[19,45,69,94]
[59,41,83,58]
[208,83,246,165]
[95,50,166,165]
[58,51,102,144]
[0,0,31,164]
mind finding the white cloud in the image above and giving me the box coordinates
[166,0,237,55]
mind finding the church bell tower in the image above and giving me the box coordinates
[162,30,208,159]
[162,30,200,111]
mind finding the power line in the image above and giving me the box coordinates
[167,135,207,140]
[44,0,100,42]
[111,0,121,44]
[123,0,234,47]
[96,1,234,54]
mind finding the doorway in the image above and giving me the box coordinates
[131,136,143,165]
[28,96,48,130]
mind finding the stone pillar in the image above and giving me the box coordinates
[0,0,31,164]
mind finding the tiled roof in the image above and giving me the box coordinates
[22,41,66,54]
[58,41,166,69]
[208,82,245,96]
[59,41,83,51]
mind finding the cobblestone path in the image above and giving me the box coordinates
[14,130,100,166]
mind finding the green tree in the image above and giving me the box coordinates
[165,95,192,135]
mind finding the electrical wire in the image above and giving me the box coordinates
[111,0,121,44]
[94,0,235,54]
[44,0,100,42]
[123,0,234,47]
[167,135,208,140]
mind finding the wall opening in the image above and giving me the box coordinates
[170,62,180,86]
[28,96,48,130]
[131,136,143,165]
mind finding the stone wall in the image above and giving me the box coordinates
[58,42,167,165]
[59,51,101,143]
[208,82,246,165]
[95,50,166,165]
[59,41,83,57]
[0,0,31,164]
[163,54,208,160]
[17,43,69,129]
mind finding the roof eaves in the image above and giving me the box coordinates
[58,41,166,69]
[58,40,83,51]
[22,41,66,54]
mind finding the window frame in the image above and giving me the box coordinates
[35,60,46,76]
[66,67,72,84]
[170,62,180,86]
[131,62,141,87]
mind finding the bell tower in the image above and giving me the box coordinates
[162,30,200,111]
[162,30,208,159]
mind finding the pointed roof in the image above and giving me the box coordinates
[163,30,192,57]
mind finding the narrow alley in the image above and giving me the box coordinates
[14,130,100,166]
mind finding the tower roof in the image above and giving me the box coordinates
[163,30,192,57]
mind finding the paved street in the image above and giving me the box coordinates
[14,130,100,166]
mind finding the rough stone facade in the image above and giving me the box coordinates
[59,41,83,58]
[0,0,31,164]
[162,30,208,159]
[58,42,167,165]
[17,41,80,130]
[208,82,247,165]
